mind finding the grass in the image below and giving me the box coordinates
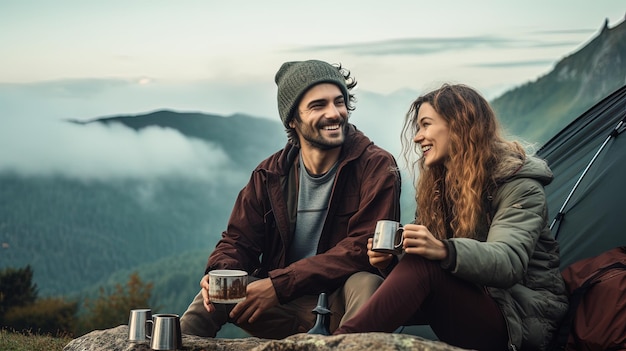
[0,329,72,351]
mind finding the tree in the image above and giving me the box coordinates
[77,272,153,335]
[0,265,38,322]
[3,297,78,336]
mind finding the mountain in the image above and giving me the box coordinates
[71,110,286,168]
[491,18,626,144]
[0,111,286,319]
[1,18,625,324]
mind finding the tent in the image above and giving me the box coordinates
[536,84,626,268]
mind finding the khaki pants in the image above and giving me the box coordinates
[180,271,382,339]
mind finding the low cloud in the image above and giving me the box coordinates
[0,116,240,182]
[0,78,280,183]
[0,78,276,123]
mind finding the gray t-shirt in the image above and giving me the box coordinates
[286,157,338,265]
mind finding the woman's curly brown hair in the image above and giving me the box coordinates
[401,84,525,239]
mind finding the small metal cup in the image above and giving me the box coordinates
[372,220,404,254]
[146,314,182,350]
[128,308,152,342]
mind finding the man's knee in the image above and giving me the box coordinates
[339,271,383,324]
[180,291,229,337]
[345,271,383,296]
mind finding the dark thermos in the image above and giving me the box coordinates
[307,292,332,335]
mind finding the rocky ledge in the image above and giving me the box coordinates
[63,325,472,351]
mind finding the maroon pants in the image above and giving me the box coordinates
[334,254,509,351]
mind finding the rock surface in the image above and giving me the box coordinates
[63,325,472,351]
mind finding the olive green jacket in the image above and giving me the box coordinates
[447,155,569,350]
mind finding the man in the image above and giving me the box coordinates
[180,59,401,339]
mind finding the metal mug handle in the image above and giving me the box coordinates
[394,227,404,249]
[145,319,153,340]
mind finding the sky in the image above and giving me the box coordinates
[0,0,624,180]
[1,0,624,96]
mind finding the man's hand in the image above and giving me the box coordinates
[367,237,394,270]
[199,274,215,313]
[229,278,279,324]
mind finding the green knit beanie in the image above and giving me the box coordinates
[275,60,349,128]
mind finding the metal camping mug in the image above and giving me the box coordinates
[372,220,404,254]
[145,314,182,351]
[208,269,248,304]
[128,308,152,342]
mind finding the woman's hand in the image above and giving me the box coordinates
[402,223,448,260]
[367,237,394,270]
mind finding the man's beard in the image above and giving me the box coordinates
[299,120,348,150]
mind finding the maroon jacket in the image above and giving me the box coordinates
[206,124,401,303]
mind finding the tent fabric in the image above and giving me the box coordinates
[536,84,626,268]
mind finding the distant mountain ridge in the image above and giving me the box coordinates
[492,18,626,144]
[71,110,286,168]
[1,18,625,325]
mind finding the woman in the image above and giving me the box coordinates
[334,84,568,350]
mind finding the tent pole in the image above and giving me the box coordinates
[550,115,625,234]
